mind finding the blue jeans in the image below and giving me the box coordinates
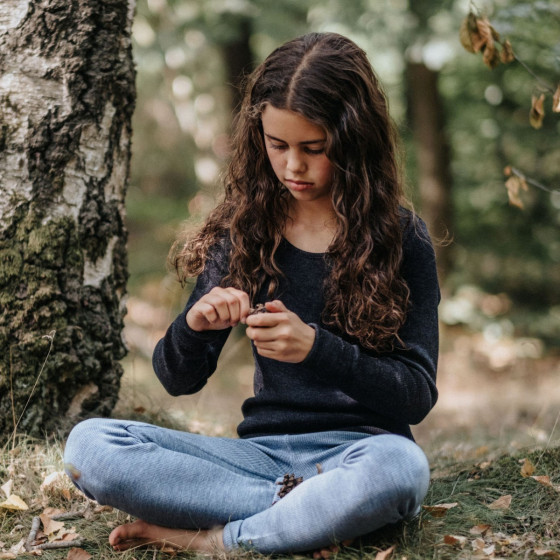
[64,419,430,553]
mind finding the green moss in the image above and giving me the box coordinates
[0,248,23,286]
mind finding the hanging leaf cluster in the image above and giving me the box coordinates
[460,8,560,209]
[459,10,560,131]
[459,12,513,69]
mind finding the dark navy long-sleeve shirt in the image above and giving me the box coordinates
[152,217,440,440]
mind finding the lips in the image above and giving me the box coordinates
[285,179,313,191]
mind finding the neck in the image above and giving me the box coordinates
[288,198,337,229]
[283,200,337,253]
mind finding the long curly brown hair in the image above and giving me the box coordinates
[172,32,412,352]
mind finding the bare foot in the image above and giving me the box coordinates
[109,519,225,552]
[312,539,353,559]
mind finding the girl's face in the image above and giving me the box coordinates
[261,105,334,205]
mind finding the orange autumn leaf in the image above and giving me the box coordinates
[443,535,467,547]
[40,513,65,536]
[530,93,546,129]
[67,548,92,560]
[520,457,536,477]
[422,502,458,517]
[487,494,512,510]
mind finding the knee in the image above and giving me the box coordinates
[64,418,127,500]
[64,418,111,467]
[346,435,430,517]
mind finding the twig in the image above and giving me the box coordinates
[10,330,56,451]
[512,54,556,94]
[50,510,86,521]
[33,539,85,551]
[509,167,560,194]
[25,516,41,551]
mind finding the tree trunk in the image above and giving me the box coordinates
[219,16,254,115]
[406,61,453,282]
[0,0,135,443]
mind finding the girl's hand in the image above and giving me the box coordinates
[186,287,251,331]
[245,300,315,363]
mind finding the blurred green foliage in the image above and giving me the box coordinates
[127,0,560,346]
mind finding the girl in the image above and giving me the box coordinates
[65,32,440,556]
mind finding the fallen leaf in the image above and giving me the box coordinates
[553,84,560,113]
[534,550,560,559]
[43,507,65,517]
[67,548,91,560]
[0,494,29,511]
[472,537,485,551]
[422,502,459,517]
[41,472,67,492]
[487,494,512,510]
[470,524,492,536]
[443,535,467,547]
[531,475,553,487]
[483,544,496,556]
[0,554,17,559]
[62,529,81,542]
[530,93,546,129]
[520,457,535,477]
[9,539,25,556]
[40,513,65,536]
[375,545,395,560]
[1,480,13,500]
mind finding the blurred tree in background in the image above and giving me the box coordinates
[127,0,560,349]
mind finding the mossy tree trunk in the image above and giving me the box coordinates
[0,0,135,442]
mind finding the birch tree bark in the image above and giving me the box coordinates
[0,0,135,442]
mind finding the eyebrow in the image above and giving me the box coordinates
[264,133,326,145]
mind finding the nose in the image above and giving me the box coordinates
[286,149,306,174]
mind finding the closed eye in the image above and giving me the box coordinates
[304,147,325,155]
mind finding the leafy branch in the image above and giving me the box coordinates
[460,7,560,208]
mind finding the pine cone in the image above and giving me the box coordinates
[276,473,304,499]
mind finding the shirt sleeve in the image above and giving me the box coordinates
[300,218,440,425]
[151,243,232,396]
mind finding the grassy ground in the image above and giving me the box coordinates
[1,423,560,560]
[2,297,560,559]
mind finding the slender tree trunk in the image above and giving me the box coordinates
[406,61,453,281]
[220,16,254,115]
[0,0,135,442]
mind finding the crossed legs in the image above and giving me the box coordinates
[64,419,430,554]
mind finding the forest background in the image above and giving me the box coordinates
[122,0,560,451]
[1,0,560,558]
